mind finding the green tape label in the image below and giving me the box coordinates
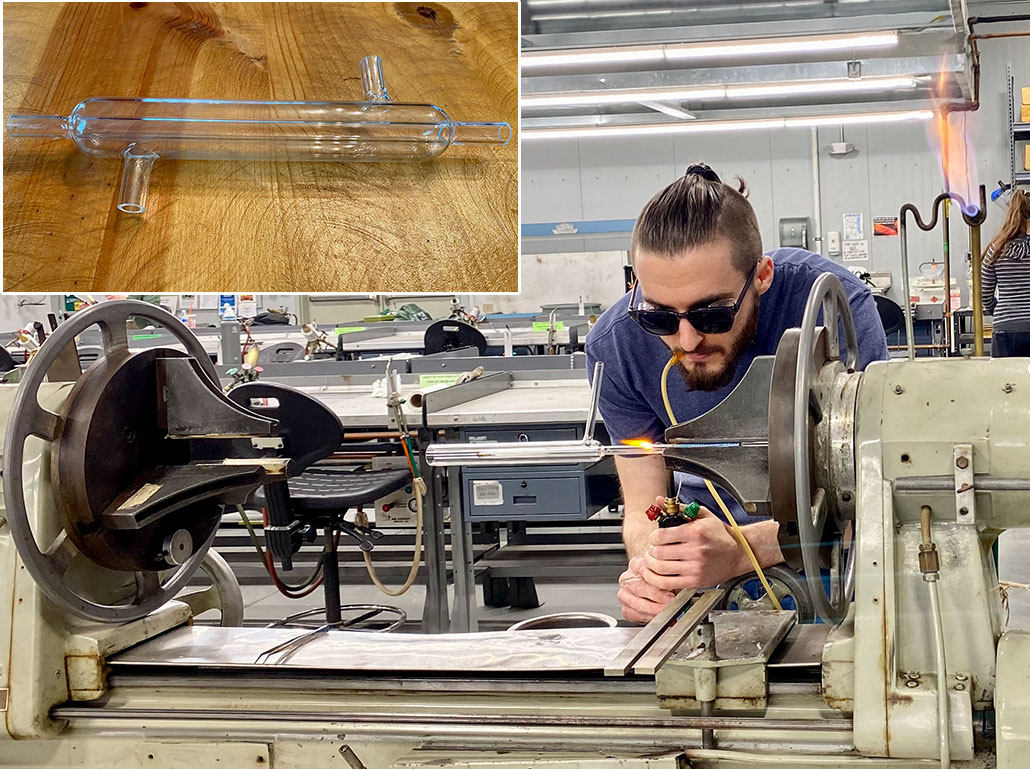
[418,374,462,386]
[131,333,164,340]
[531,321,565,331]
[333,326,368,335]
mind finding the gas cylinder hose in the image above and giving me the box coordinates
[356,436,426,597]
[660,350,782,610]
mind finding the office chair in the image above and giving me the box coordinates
[228,381,412,629]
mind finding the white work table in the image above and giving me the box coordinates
[297,378,596,429]
[299,385,423,428]
[424,380,594,427]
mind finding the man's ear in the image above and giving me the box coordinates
[755,256,774,295]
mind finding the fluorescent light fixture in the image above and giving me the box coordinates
[665,32,898,60]
[521,109,933,140]
[728,75,916,98]
[524,86,724,108]
[521,31,899,69]
[523,49,664,68]
[531,1,826,22]
[522,76,917,109]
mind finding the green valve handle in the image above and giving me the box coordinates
[657,500,702,529]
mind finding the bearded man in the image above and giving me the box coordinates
[585,162,888,623]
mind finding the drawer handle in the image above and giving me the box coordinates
[513,495,537,504]
[517,433,530,442]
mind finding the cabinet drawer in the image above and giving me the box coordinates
[460,426,579,444]
[464,474,585,521]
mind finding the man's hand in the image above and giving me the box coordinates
[617,556,676,623]
[638,496,750,591]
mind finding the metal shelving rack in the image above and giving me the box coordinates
[1011,62,1030,185]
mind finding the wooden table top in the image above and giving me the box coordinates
[3,2,517,292]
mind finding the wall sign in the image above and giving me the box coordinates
[843,213,864,241]
[842,240,869,261]
[873,216,899,236]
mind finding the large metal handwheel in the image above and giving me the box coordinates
[179,548,246,627]
[2,300,224,623]
[769,274,860,624]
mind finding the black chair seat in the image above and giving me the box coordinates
[256,467,411,512]
[424,319,487,355]
[874,294,906,337]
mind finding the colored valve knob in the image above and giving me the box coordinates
[646,499,701,528]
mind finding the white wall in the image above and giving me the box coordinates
[0,295,57,332]
[472,251,628,313]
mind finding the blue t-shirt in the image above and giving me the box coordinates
[586,247,889,523]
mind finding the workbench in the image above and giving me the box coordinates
[73,318,585,364]
[418,372,609,632]
[2,2,517,292]
[338,326,578,357]
[220,360,608,634]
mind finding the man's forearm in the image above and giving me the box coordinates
[623,507,657,561]
[733,519,785,572]
[615,455,666,561]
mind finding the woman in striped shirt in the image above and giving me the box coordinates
[981,189,1030,357]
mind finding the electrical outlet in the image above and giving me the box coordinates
[827,230,842,257]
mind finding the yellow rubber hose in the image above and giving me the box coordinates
[660,350,782,610]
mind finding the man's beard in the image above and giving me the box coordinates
[677,294,760,392]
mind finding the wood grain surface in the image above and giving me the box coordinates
[3,2,517,292]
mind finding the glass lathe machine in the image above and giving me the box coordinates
[0,279,1027,768]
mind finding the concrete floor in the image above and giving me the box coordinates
[219,528,1030,632]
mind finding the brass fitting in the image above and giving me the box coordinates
[918,505,940,577]
[918,543,940,575]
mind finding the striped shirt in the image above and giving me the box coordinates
[982,234,1030,331]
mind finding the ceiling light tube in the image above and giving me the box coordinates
[522,75,917,109]
[726,75,916,98]
[521,31,899,69]
[524,87,725,108]
[664,32,898,59]
[521,109,933,140]
[523,49,664,68]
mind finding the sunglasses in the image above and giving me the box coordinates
[629,261,759,336]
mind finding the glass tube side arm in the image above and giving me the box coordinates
[5,55,511,215]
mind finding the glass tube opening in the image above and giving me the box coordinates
[450,121,512,146]
[118,146,159,215]
[6,114,68,138]
[360,55,391,103]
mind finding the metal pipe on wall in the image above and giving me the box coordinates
[899,187,987,359]
[942,198,953,354]
[970,225,985,356]
[962,187,988,357]
[810,127,822,254]
[898,211,918,359]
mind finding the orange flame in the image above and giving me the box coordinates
[929,61,978,214]
[621,438,654,448]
